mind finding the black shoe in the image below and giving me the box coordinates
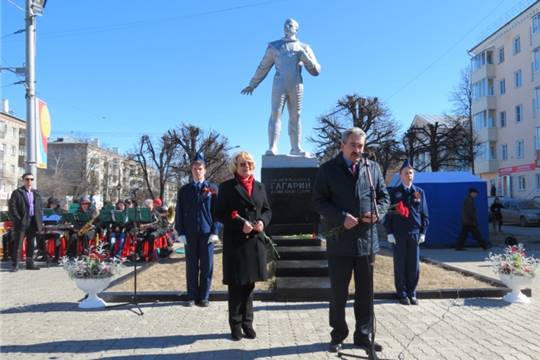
[231,328,243,341]
[184,300,195,307]
[196,300,209,307]
[354,336,383,352]
[455,247,466,251]
[408,297,418,305]
[328,342,342,353]
[10,267,18,272]
[242,326,256,339]
[398,297,409,305]
[26,264,40,270]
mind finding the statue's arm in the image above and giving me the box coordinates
[241,44,274,95]
[300,44,321,76]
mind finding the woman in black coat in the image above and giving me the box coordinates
[214,151,272,341]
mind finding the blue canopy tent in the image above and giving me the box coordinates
[388,172,489,248]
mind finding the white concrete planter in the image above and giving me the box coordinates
[499,274,532,304]
[75,277,112,309]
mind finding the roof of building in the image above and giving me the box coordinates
[469,1,540,53]
[0,111,25,125]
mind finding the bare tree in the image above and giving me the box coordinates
[310,94,400,162]
[404,116,471,172]
[133,131,181,201]
[170,124,233,184]
[449,66,477,173]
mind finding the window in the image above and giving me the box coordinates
[12,128,16,138]
[10,145,15,156]
[478,142,488,161]
[499,79,506,95]
[536,174,540,189]
[487,78,494,96]
[498,47,505,63]
[537,127,540,149]
[513,36,521,54]
[515,69,523,87]
[500,111,507,127]
[516,104,523,122]
[517,176,526,191]
[533,14,540,33]
[535,48,540,72]
[489,144,497,160]
[536,89,540,113]
[516,139,525,159]
[501,144,508,160]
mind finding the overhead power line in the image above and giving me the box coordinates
[384,0,506,102]
[35,0,286,39]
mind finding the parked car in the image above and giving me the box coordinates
[500,199,540,227]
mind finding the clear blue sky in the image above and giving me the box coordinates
[0,0,535,168]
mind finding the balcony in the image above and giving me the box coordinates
[472,64,496,83]
[475,159,499,174]
[475,127,498,142]
[472,96,496,113]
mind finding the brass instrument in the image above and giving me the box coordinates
[77,214,99,236]
[167,206,175,224]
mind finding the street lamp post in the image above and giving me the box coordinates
[24,0,47,183]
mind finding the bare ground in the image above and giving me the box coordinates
[108,246,496,293]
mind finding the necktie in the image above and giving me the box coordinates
[350,162,358,178]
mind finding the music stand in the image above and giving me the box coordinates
[107,207,151,316]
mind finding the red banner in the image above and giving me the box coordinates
[498,162,537,175]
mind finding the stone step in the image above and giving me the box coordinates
[276,246,327,260]
[274,277,331,301]
[273,238,322,247]
[275,260,328,277]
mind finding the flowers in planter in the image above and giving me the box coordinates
[487,244,539,278]
[62,245,125,279]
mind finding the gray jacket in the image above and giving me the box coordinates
[313,153,389,257]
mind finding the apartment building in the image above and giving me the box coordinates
[469,1,540,199]
[0,101,26,211]
[41,137,177,206]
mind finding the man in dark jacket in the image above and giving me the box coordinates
[455,188,490,250]
[175,154,221,307]
[8,172,43,271]
[313,127,389,354]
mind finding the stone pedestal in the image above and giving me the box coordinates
[261,155,319,235]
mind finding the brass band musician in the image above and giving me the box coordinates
[68,195,97,258]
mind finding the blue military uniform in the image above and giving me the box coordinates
[384,170,429,301]
[175,178,220,303]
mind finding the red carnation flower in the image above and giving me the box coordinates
[231,210,239,220]
[396,201,410,218]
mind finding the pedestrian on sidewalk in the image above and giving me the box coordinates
[313,127,389,354]
[455,188,491,250]
[8,172,43,272]
[384,159,429,306]
[490,197,504,232]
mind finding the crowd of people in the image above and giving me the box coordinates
[3,126,498,355]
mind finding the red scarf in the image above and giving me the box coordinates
[237,174,254,197]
